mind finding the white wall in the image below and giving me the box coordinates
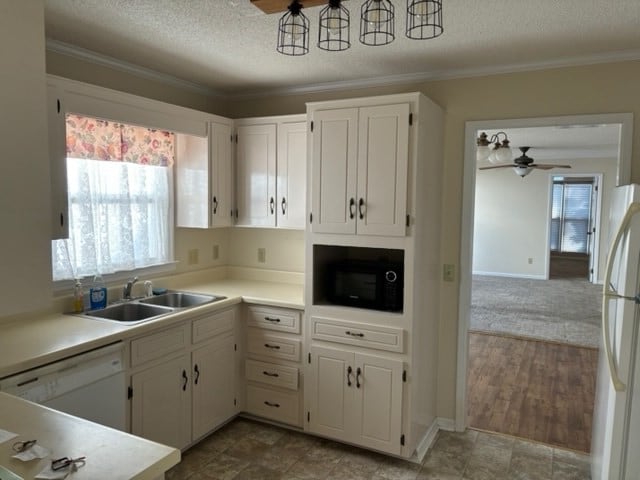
[228,228,305,273]
[473,156,617,280]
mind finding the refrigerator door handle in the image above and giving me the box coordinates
[602,202,640,392]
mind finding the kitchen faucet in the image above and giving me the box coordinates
[123,276,139,300]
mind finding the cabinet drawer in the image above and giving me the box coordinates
[246,359,299,390]
[192,308,235,344]
[131,324,189,367]
[310,316,404,353]
[246,305,301,334]
[247,329,301,362]
[246,384,300,427]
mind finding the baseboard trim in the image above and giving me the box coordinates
[414,418,451,462]
[473,271,546,280]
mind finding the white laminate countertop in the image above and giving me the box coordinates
[0,392,179,480]
[0,278,304,378]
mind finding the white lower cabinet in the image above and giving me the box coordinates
[306,345,404,455]
[130,308,238,450]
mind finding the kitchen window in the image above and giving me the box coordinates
[51,114,174,281]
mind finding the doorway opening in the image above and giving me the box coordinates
[457,114,633,453]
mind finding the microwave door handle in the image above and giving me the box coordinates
[602,202,640,392]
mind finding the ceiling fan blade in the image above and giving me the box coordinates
[478,164,515,170]
[530,164,572,170]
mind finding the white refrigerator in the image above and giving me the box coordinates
[592,184,640,480]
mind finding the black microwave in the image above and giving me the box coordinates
[326,260,403,312]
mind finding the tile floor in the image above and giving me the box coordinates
[166,418,592,480]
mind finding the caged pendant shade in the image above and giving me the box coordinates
[360,0,395,46]
[406,0,443,40]
[318,0,350,51]
[277,0,310,56]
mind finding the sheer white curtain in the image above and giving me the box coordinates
[52,157,170,281]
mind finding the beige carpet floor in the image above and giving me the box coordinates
[470,275,601,348]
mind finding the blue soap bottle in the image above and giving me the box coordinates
[90,274,107,309]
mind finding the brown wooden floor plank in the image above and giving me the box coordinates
[467,332,598,452]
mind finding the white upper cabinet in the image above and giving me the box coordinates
[47,84,69,240]
[310,103,410,236]
[176,119,234,228]
[235,123,277,227]
[235,116,307,229]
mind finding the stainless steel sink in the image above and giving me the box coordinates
[139,291,225,308]
[76,290,226,325]
[82,302,174,324]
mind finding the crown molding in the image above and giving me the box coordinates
[46,38,640,101]
[46,39,226,98]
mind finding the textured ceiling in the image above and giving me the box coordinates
[44,0,640,96]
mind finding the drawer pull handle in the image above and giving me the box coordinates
[264,316,281,323]
[345,331,365,338]
[264,343,281,349]
[264,401,280,408]
[356,367,362,389]
[263,371,280,377]
[194,364,200,385]
[347,365,353,387]
[182,369,188,391]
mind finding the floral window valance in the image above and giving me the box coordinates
[65,114,175,167]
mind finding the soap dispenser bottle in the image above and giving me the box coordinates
[90,274,107,310]
[73,280,84,313]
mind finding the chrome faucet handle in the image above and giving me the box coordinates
[123,276,139,299]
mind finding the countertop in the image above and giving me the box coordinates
[0,277,304,378]
[0,392,179,480]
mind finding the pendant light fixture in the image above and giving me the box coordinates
[318,0,350,51]
[360,0,395,46]
[406,0,443,40]
[476,131,512,164]
[277,0,310,56]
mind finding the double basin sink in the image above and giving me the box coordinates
[79,291,226,325]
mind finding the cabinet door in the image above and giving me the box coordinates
[277,121,307,229]
[236,124,277,227]
[353,352,403,455]
[356,104,410,236]
[210,122,233,227]
[175,133,210,228]
[307,345,355,443]
[311,108,358,234]
[131,355,191,450]
[192,333,236,440]
[47,85,69,239]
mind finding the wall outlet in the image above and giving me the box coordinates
[443,263,455,282]
[188,248,199,265]
[257,247,266,263]
[528,257,533,264]
[213,244,219,260]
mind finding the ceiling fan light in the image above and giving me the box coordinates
[319,0,350,51]
[513,165,533,178]
[360,0,395,46]
[406,0,443,40]
[277,0,310,56]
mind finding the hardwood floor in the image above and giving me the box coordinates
[467,332,599,453]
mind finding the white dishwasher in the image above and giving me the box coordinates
[0,342,126,431]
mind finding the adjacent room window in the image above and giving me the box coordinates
[550,177,593,254]
[51,114,174,281]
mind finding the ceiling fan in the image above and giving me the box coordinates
[479,146,572,178]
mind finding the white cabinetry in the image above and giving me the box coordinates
[307,345,403,455]
[176,119,234,228]
[235,116,306,229]
[243,305,303,427]
[310,103,409,236]
[130,308,238,450]
[47,84,69,239]
[0,1,53,317]
[305,93,444,459]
